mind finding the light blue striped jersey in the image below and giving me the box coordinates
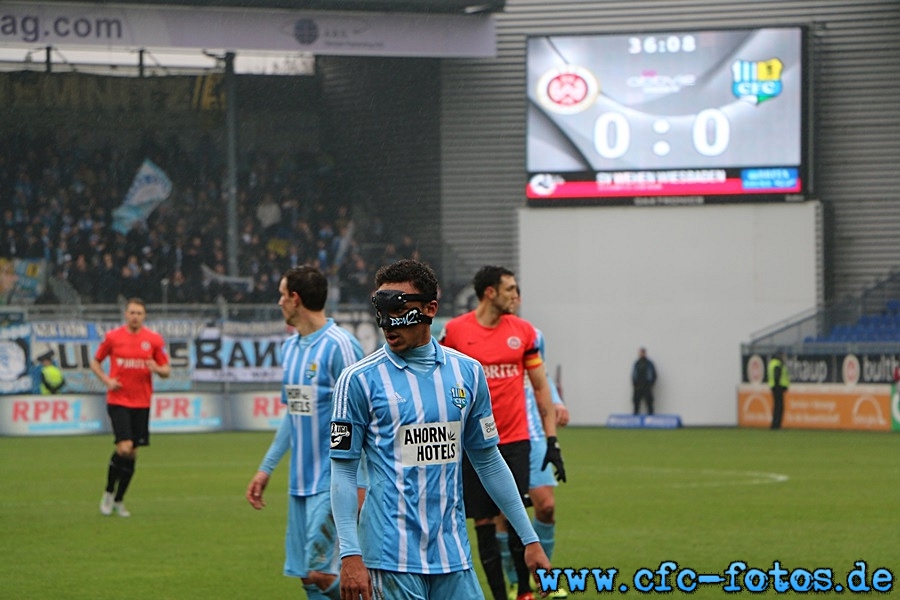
[330,337,499,574]
[282,318,364,496]
[524,329,564,443]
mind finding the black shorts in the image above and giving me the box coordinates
[462,440,530,521]
[107,405,150,447]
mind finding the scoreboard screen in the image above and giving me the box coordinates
[526,27,808,206]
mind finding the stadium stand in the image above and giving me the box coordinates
[747,269,900,347]
[0,129,421,306]
[815,308,900,343]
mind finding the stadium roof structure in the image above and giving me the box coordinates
[43,0,506,14]
[0,0,502,75]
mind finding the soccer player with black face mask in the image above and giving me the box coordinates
[330,259,551,600]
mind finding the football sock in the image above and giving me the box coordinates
[508,527,532,596]
[532,517,556,560]
[114,455,135,502]
[497,530,517,585]
[105,452,120,494]
[476,522,507,600]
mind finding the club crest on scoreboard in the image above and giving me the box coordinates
[732,58,783,104]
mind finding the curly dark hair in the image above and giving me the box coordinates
[374,259,439,299]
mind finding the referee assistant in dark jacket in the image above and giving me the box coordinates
[631,347,657,415]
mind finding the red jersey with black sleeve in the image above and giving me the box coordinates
[440,311,542,444]
[95,325,169,409]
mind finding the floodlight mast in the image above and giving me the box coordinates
[225,51,240,278]
[196,48,240,278]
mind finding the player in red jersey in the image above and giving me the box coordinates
[440,266,565,600]
[90,298,170,517]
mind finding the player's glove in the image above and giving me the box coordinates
[541,436,566,483]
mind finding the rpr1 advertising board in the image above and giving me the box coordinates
[0,392,232,436]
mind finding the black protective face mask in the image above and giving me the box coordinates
[371,290,435,328]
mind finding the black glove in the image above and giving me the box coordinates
[541,436,566,483]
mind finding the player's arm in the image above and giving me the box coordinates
[89,354,119,391]
[148,360,171,378]
[527,364,566,482]
[246,412,291,509]
[332,458,371,600]
[547,373,570,427]
[468,445,538,543]
[527,363,556,437]
[464,361,552,583]
[468,446,551,581]
[329,369,372,600]
[148,342,171,378]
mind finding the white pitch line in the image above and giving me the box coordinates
[669,469,789,488]
[0,495,240,508]
[589,465,789,488]
[138,462,257,469]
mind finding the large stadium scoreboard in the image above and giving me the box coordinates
[526,27,808,206]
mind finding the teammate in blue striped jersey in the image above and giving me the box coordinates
[330,259,550,600]
[246,266,364,600]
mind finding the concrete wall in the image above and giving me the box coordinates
[519,201,820,426]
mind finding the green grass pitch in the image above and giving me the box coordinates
[1,427,897,598]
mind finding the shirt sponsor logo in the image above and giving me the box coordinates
[480,415,498,440]
[483,363,521,379]
[399,422,460,466]
[115,358,147,369]
[330,421,352,449]
[286,384,314,416]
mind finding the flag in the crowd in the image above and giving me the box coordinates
[0,322,32,394]
[112,159,173,235]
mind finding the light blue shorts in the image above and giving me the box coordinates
[370,568,485,600]
[284,491,339,578]
[528,437,558,490]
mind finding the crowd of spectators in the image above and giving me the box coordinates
[0,129,423,307]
